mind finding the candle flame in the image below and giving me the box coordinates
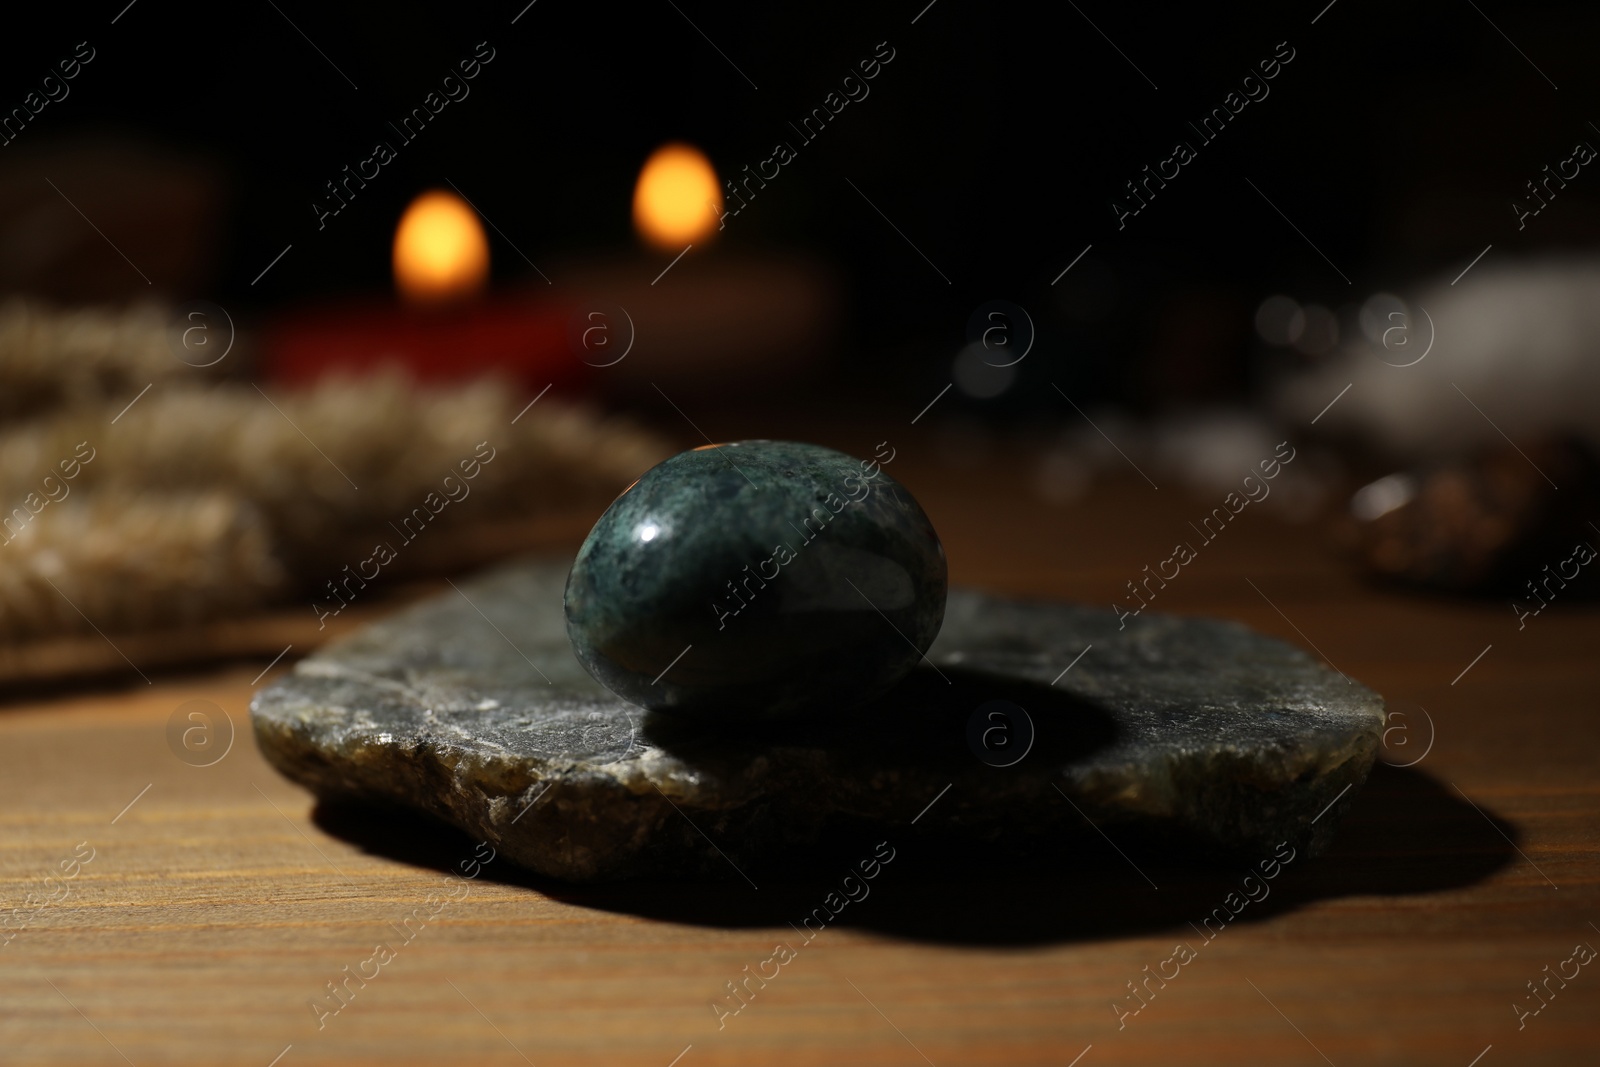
[393,190,489,305]
[633,143,721,250]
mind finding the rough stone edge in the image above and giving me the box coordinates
[250,582,1386,882]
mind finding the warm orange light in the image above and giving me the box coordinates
[633,143,721,250]
[393,190,490,305]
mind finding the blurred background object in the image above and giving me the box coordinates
[1275,259,1600,459]
[0,300,671,684]
[0,138,224,302]
[0,297,223,416]
[1339,436,1600,594]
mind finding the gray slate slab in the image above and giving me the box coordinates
[251,558,1384,881]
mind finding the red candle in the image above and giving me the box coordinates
[263,290,585,389]
[264,189,588,388]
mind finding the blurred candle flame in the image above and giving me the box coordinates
[393,190,489,305]
[633,143,721,250]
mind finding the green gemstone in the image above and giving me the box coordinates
[563,440,947,719]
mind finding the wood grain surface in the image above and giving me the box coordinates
[2,445,1596,1067]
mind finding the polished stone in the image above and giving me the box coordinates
[252,558,1386,882]
[563,440,947,719]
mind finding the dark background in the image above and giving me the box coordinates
[4,0,1599,413]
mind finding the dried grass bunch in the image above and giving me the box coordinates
[0,299,671,646]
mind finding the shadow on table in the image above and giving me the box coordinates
[313,761,1517,948]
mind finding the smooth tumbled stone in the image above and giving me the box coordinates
[562,440,947,719]
[251,558,1386,882]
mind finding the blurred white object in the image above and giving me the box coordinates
[1151,410,1280,494]
[1275,258,1600,459]
[1349,472,1416,521]
[1148,409,1337,520]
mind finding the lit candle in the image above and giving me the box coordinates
[393,190,490,305]
[265,190,575,389]
[633,143,722,252]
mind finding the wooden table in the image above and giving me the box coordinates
[3,443,1596,1067]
